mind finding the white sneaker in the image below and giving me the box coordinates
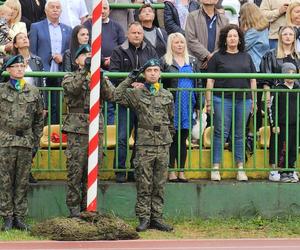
[293,171,299,182]
[269,171,281,182]
[211,170,221,181]
[237,171,248,181]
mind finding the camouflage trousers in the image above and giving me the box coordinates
[65,132,103,212]
[0,147,32,218]
[135,145,169,221]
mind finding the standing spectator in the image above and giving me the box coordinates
[62,25,89,72]
[239,3,269,129]
[260,25,300,181]
[164,0,199,36]
[139,4,168,58]
[4,0,27,35]
[286,2,300,51]
[108,0,134,34]
[109,21,158,183]
[0,5,14,58]
[206,24,257,181]
[29,0,72,124]
[161,32,200,182]
[0,54,43,231]
[260,0,293,49]
[268,63,299,183]
[185,0,229,71]
[59,0,89,28]
[19,0,46,32]
[62,44,115,217]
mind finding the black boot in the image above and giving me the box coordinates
[69,207,80,218]
[136,218,150,232]
[1,217,13,231]
[150,219,173,232]
[13,217,30,231]
[29,173,37,184]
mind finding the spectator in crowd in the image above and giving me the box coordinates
[4,0,27,35]
[59,0,89,28]
[109,21,158,183]
[160,32,200,182]
[286,2,300,51]
[164,0,199,36]
[108,0,134,34]
[133,0,160,27]
[260,25,300,182]
[0,54,44,231]
[138,4,168,58]
[185,0,229,71]
[63,25,89,72]
[29,0,72,124]
[268,62,299,183]
[239,3,269,129]
[19,0,46,31]
[0,5,14,57]
[260,0,293,49]
[83,0,126,125]
[12,32,46,184]
[206,24,257,181]
[62,44,115,217]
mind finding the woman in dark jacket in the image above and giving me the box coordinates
[164,0,199,35]
[161,32,201,182]
[62,25,89,72]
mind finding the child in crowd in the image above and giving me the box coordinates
[268,62,300,183]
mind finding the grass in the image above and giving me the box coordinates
[2,216,300,241]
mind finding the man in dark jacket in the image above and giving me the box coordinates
[138,4,168,58]
[109,21,158,183]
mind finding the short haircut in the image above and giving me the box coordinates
[45,0,61,10]
[128,21,143,30]
[138,3,154,15]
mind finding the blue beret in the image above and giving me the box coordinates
[75,44,91,59]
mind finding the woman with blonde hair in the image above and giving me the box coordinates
[286,2,300,51]
[161,32,201,182]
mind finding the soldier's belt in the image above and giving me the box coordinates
[1,127,32,137]
[138,124,167,132]
[69,107,89,114]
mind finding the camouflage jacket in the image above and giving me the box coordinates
[0,81,44,149]
[62,69,115,135]
[114,77,174,146]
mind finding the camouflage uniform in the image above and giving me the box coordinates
[114,77,174,221]
[62,69,114,213]
[0,81,44,218]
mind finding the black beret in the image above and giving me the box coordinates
[142,58,160,71]
[75,44,91,59]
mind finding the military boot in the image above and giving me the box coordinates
[150,219,173,232]
[136,218,150,232]
[1,217,13,231]
[69,207,81,218]
[13,217,30,231]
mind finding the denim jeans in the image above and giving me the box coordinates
[113,104,137,176]
[213,96,252,164]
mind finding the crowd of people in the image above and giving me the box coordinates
[1,0,300,232]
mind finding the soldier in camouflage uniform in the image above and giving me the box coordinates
[113,59,174,232]
[62,44,115,217]
[0,55,44,231]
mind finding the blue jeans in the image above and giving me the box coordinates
[213,96,252,164]
[114,104,137,175]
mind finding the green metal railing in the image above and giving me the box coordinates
[23,71,300,177]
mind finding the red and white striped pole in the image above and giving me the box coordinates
[87,0,102,211]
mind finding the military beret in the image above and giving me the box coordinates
[3,54,24,69]
[142,58,161,71]
[75,44,91,59]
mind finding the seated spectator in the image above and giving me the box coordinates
[19,0,46,31]
[164,0,199,36]
[206,24,256,182]
[59,0,89,28]
[239,3,269,129]
[286,2,300,51]
[138,4,168,58]
[260,0,290,49]
[268,63,299,183]
[160,32,201,182]
[63,25,89,72]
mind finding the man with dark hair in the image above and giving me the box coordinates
[138,4,168,58]
[109,21,158,183]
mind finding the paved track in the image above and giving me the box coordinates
[1,239,300,250]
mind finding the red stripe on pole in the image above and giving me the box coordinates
[91,68,101,89]
[88,165,98,187]
[89,101,100,122]
[88,134,98,155]
[92,35,102,53]
[92,2,102,23]
[87,198,97,211]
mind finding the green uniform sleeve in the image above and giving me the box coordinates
[100,78,116,102]
[33,89,44,149]
[168,94,175,137]
[62,69,88,96]
[114,77,139,109]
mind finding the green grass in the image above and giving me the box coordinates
[2,217,300,240]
